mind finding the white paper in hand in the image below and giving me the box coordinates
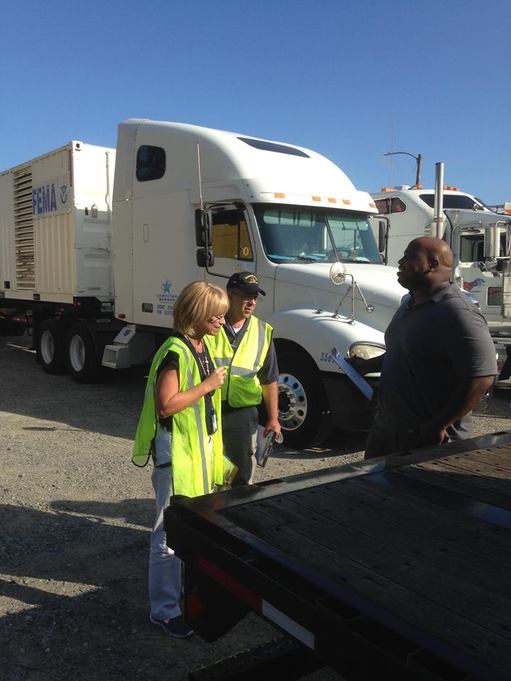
[330,348,374,401]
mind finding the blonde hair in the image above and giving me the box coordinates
[172,281,228,336]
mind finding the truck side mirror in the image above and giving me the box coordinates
[378,220,389,264]
[378,221,386,252]
[195,209,211,247]
[195,209,214,268]
[196,248,214,268]
[329,261,346,285]
[484,226,500,260]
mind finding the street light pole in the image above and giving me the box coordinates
[384,151,422,188]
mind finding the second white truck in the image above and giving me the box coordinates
[371,184,511,323]
[0,120,406,445]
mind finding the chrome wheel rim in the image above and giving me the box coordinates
[68,335,86,372]
[40,330,55,365]
[278,372,308,431]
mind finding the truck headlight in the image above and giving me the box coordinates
[348,342,385,360]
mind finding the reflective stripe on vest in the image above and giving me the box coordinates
[131,336,232,496]
[213,316,273,407]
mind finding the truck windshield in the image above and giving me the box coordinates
[253,204,382,264]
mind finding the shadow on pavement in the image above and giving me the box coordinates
[0,498,276,681]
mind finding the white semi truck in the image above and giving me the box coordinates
[0,119,405,446]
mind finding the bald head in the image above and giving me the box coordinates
[410,237,453,269]
[397,237,453,297]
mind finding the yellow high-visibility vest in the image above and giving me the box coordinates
[132,336,233,496]
[213,316,273,407]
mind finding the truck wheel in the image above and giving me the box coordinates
[278,352,332,448]
[36,319,67,374]
[66,322,102,383]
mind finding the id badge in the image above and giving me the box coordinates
[210,406,218,434]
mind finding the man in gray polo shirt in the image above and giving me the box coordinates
[352,237,497,459]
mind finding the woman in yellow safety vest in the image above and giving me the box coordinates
[132,281,233,639]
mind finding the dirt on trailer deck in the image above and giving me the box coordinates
[1,332,510,681]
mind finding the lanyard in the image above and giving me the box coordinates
[196,349,211,379]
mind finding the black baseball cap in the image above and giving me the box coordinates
[226,271,266,296]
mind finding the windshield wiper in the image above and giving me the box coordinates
[344,256,372,263]
[295,254,322,262]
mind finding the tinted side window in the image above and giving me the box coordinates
[136,145,166,182]
[460,234,484,262]
[375,197,406,214]
[391,198,406,213]
[419,193,482,209]
[374,198,390,214]
[212,210,253,261]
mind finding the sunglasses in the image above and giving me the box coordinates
[207,313,226,323]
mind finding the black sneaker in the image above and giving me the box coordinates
[149,614,193,639]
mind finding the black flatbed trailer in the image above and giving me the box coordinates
[164,432,511,681]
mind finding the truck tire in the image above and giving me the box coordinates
[36,319,67,374]
[278,352,332,448]
[66,322,103,383]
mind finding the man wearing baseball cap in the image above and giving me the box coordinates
[212,271,281,485]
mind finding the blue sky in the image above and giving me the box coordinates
[2,0,510,204]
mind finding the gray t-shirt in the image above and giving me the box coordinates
[377,283,497,437]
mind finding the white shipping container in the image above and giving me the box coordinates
[0,142,116,304]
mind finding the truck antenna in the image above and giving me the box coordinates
[196,140,215,275]
[197,142,204,211]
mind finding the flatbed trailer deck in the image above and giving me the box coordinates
[165,432,511,681]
